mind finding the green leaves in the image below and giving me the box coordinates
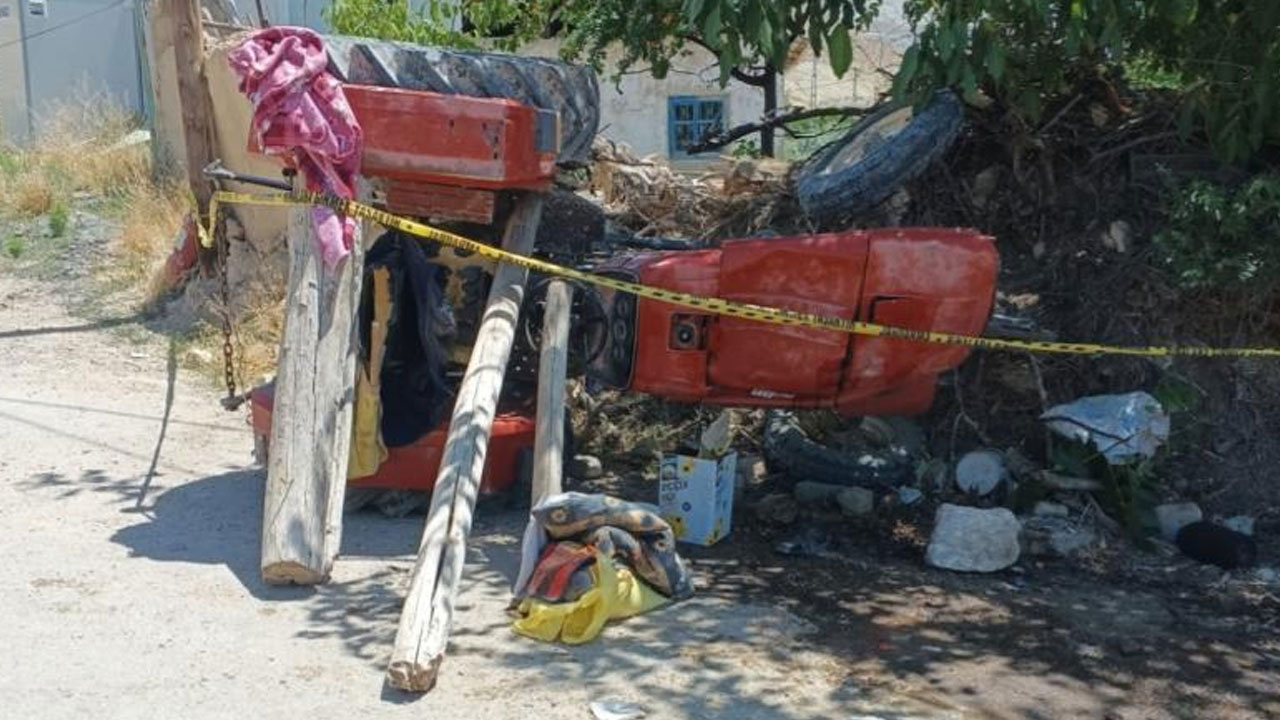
[891,45,920,97]
[984,42,1006,81]
[827,23,853,77]
[702,3,723,48]
[895,0,1280,162]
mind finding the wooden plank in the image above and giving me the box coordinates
[386,193,545,693]
[260,208,364,585]
[531,280,573,508]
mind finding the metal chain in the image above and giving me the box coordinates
[215,211,240,410]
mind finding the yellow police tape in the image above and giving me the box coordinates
[201,189,1280,359]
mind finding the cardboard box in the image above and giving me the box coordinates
[658,452,737,546]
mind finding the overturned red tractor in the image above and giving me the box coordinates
[242,38,998,497]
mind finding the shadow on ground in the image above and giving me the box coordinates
[31,460,1273,720]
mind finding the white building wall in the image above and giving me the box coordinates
[519,38,767,166]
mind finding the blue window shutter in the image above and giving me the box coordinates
[668,95,725,157]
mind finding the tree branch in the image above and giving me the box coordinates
[680,34,771,85]
[687,106,866,154]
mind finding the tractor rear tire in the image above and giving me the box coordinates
[325,37,600,167]
[794,91,963,227]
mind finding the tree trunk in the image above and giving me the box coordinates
[259,209,363,585]
[532,280,573,508]
[760,66,778,157]
[170,0,218,272]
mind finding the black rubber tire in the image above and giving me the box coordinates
[794,91,963,225]
[762,411,912,490]
[536,188,606,262]
[324,36,600,167]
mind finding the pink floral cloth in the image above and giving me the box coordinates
[227,27,362,269]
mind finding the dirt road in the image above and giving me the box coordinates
[0,271,953,719]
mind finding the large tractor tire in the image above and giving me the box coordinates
[794,91,963,226]
[324,36,600,167]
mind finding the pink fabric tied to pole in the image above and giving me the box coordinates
[227,27,363,270]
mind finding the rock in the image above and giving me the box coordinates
[184,348,213,366]
[1033,501,1070,518]
[1101,220,1132,253]
[570,454,604,480]
[836,486,875,517]
[919,458,949,491]
[1023,515,1099,558]
[755,493,798,525]
[733,454,767,502]
[1256,567,1278,584]
[1089,103,1111,128]
[897,487,923,505]
[736,454,767,485]
[1050,526,1098,556]
[793,481,844,505]
[1155,502,1202,542]
[970,166,1000,209]
[925,504,1022,572]
[955,450,1007,496]
[1223,515,1254,536]
[589,699,646,720]
[1176,521,1257,569]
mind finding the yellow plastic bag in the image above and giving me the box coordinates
[348,268,391,479]
[512,550,670,644]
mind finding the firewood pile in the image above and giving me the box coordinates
[589,138,793,240]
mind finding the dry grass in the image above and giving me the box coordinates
[1,95,286,390]
[0,95,153,219]
[0,94,192,309]
[185,258,286,390]
[111,184,191,304]
[231,284,287,386]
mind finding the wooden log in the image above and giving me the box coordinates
[531,280,573,508]
[260,209,364,585]
[387,193,545,693]
[170,0,219,270]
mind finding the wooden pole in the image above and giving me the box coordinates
[170,0,218,271]
[386,193,544,692]
[260,208,364,585]
[531,280,573,508]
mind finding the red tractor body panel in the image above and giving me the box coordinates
[342,85,557,191]
[250,383,534,495]
[594,228,997,416]
[252,84,558,223]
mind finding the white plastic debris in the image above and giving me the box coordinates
[1042,391,1170,464]
[590,699,646,720]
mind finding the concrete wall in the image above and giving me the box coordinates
[1,0,145,143]
[518,38,766,166]
[204,33,291,255]
[0,0,28,141]
[783,33,903,111]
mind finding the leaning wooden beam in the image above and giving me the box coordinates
[260,209,364,585]
[387,193,545,692]
[170,0,219,270]
[531,280,574,508]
